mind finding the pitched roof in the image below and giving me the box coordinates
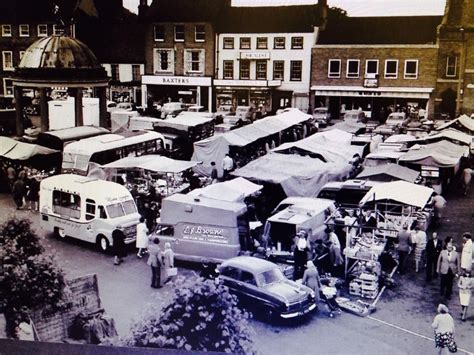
[318,16,442,45]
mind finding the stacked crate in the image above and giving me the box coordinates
[349,272,379,299]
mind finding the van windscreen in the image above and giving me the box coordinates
[106,200,137,218]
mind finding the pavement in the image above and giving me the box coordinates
[0,181,473,354]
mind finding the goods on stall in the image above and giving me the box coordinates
[335,297,376,317]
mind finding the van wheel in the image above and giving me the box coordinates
[97,235,109,253]
[54,227,67,239]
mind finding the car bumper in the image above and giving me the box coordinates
[280,302,317,319]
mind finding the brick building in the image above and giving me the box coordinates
[311,16,442,121]
[435,0,474,118]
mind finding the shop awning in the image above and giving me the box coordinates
[188,177,263,202]
[356,163,420,183]
[101,155,199,173]
[398,141,469,168]
[0,137,59,160]
[359,181,434,208]
[311,85,433,99]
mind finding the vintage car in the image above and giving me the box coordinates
[374,112,408,135]
[223,105,254,127]
[343,110,367,124]
[312,107,332,126]
[218,256,317,321]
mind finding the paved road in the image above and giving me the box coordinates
[1,190,473,354]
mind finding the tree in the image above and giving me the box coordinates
[0,218,68,337]
[124,278,256,354]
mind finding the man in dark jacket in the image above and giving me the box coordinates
[396,224,412,275]
[426,232,443,282]
[112,228,127,265]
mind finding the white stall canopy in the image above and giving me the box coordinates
[360,181,434,208]
[188,177,262,202]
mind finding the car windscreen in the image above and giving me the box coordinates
[256,268,285,286]
[106,200,137,218]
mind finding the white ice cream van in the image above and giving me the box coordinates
[40,174,140,252]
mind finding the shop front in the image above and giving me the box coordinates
[214,79,282,114]
[141,75,213,111]
[109,85,142,105]
[311,85,433,122]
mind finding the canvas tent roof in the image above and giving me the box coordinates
[323,121,365,134]
[232,153,352,197]
[101,155,198,174]
[155,115,214,130]
[0,137,59,160]
[359,181,434,208]
[398,141,468,168]
[356,163,420,183]
[424,128,472,146]
[188,177,262,202]
[436,115,474,133]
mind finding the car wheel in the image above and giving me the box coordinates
[97,235,109,253]
[54,227,67,239]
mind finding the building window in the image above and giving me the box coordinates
[240,37,251,49]
[384,59,398,79]
[53,25,63,35]
[3,79,13,97]
[274,37,285,49]
[110,64,120,81]
[446,55,458,77]
[223,37,234,49]
[273,61,284,80]
[132,65,141,81]
[365,59,379,76]
[154,49,174,73]
[2,51,13,71]
[256,60,267,80]
[223,60,234,79]
[2,25,12,37]
[195,25,205,42]
[174,25,184,42]
[19,24,29,37]
[291,37,303,49]
[328,59,341,78]
[290,61,302,81]
[346,59,360,78]
[37,24,48,37]
[185,49,205,73]
[404,60,418,79]
[240,60,250,79]
[52,190,81,219]
[257,37,268,49]
[154,25,165,41]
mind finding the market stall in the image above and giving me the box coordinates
[188,177,262,203]
[356,163,420,183]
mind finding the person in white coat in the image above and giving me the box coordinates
[136,217,149,258]
[460,232,473,272]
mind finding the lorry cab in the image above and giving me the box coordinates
[152,193,250,263]
[40,174,140,252]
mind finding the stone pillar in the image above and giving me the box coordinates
[74,88,84,126]
[39,87,49,132]
[196,86,201,106]
[14,86,24,136]
[98,87,107,128]
[208,86,213,112]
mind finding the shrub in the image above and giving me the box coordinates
[124,277,255,354]
[0,218,68,337]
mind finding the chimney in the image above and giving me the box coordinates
[139,0,149,19]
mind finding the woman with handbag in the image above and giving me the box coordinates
[432,304,457,354]
[147,238,163,288]
[162,242,176,283]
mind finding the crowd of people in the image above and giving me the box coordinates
[1,162,40,211]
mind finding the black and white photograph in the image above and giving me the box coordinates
[0,0,473,354]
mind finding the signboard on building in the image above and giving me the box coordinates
[142,75,212,86]
[363,77,379,88]
[240,52,270,60]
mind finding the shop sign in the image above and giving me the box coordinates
[240,52,270,60]
[142,75,212,86]
[214,79,268,87]
[363,77,379,88]
[182,224,229,244]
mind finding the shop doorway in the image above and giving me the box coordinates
[439,88,456,119]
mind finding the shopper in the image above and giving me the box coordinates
[136,217,149,258]
[396,224,412,275]
[12,176,26,210]
[461,167,472,196]
[26,178,40,211]
[437,243,459,299]
[412,226,427,273]
[210,161,218,183]
[432,193,447,226]
[460,232,473,272]
[6,164,17,191]
[458,270,472,322]
[431,304,457,354]
[112,228,127,266]
[293,231,309,280]
[162,242,175,283]
[147,237,163,288]
[302,261,321,305]
[426,232,443,282]
[221,154,234,181]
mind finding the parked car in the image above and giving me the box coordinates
[312,107,332,126]
[218,256,317,321]
[223,105,254,126]
[344,110,367,124]
[161,102,187,118]
[374,112,408,135]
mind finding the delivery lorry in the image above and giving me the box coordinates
[40,174,140,252]
[151,193,251,263]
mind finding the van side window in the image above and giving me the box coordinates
[155,224,174,236]
[85,199,96,221]
[98,205,107,219]
[52,190,81,219]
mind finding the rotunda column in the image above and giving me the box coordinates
[74,88,84,126]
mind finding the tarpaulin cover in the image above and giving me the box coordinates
[384,134,423,144]
[360,181,434,208]
[436,115,474,132]
[192,110,311,176]
[188,177,263,202]
[0,137,59,160]
[356,163,420,183]
[323,121,365,134]
[398,140,468,168]
[100,155,199,173]
[232,153,353,197]
[155,115,214,130]
[424,128,472,146]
